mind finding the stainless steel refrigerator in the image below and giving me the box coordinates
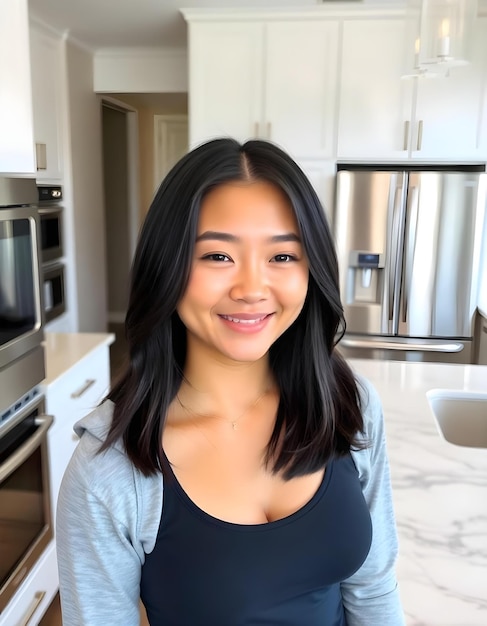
[333,166,487,363]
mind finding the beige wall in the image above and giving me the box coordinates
[114,93,188,220]
[66,40,107,332]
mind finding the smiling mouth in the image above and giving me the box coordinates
[219,314,271,325]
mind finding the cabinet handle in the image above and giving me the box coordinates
[403,121,410,151]
[416,120,423,150]
[71,378,96,399]
[19,591,46,626]
[35,143,47,170]
[254,122,260,138]
[266,122,272,139]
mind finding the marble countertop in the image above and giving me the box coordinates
[42,331,115,385]
[349,359,487,626]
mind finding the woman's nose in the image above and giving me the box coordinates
[229,261,268,303]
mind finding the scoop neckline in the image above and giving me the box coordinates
[162,450,334,533]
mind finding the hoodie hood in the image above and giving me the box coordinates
[73,399,125,453]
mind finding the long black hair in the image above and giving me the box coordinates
[103,138,366,479]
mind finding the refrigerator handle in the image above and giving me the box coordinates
[385,187,400,329]
[389,181,406,334]
[341,337,464,353]
[403,185,420,324]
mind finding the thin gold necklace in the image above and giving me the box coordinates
[176,387,269,431]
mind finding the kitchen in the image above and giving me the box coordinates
[1,0,487,624]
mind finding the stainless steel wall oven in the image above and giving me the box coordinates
[37,185,65,325]
[0,394,53,613]
[0,177,45,413]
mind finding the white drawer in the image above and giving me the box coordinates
[0,542,58,626]
[46,346,110,433]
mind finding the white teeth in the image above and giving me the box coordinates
[222,315,265,324]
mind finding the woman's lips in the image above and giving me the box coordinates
[218,313,273,332]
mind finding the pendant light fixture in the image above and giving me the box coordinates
[403,0,478,78]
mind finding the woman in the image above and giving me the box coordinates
[57,138,405,625]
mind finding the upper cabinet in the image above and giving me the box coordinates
[185,7,487,167]
[337,18,411,161]
[0,0,35,174]
[338,16,487,162]
[29,24,64,181]
[187,18,339,160]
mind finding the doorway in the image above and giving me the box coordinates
[101,97,139,376]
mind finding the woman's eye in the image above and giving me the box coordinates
[272,254,296,263]
[202,253,231,262]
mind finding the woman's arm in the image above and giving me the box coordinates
[56,409,162,626]
[341,377,406,626]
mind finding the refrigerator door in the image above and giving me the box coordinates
[398,172,481,339]
[334,170,406,336]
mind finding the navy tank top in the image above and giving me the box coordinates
[140,453,372,626]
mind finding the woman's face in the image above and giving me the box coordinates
[177,181,309,365]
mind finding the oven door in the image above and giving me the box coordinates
[0,205,44,370]
[0,397,53,613]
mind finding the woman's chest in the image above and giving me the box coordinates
[163,430,324,524]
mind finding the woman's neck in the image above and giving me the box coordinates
[179,350,274,415]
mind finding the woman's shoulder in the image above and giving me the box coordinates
[63,400,163,545]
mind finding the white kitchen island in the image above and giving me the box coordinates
[349,358,487,626]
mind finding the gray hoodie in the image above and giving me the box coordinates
[56,376,405,625]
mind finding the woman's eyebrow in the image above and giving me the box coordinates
[196,231,301,243]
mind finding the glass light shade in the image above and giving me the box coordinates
[405,0,478,73]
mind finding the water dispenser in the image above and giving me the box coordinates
[346,251,384,305]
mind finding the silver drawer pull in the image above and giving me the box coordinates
[19,590,46,626]
[71,378,96,399]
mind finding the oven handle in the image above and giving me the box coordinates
[0,415,54,482]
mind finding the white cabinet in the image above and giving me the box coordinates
[474,16,487,160]
[189,21,263,147]
[188,19,339,160]
[0,0,35,174]
[409,17,487,161]
[264,21,339,160]
[0,543,58,626]
[337,17,487,162]
[337,18,411,161]
[45,342,111,525]
[29,25,64,181]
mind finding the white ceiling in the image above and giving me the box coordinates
[28,0,394,51]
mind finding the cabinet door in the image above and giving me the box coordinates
[30,26,63,180]
[480,18,487,161]
[265,21,339,160]
[0,0,35,173]
[189,22,264,148]
[412,17,487,161]
[337,18,413,161]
